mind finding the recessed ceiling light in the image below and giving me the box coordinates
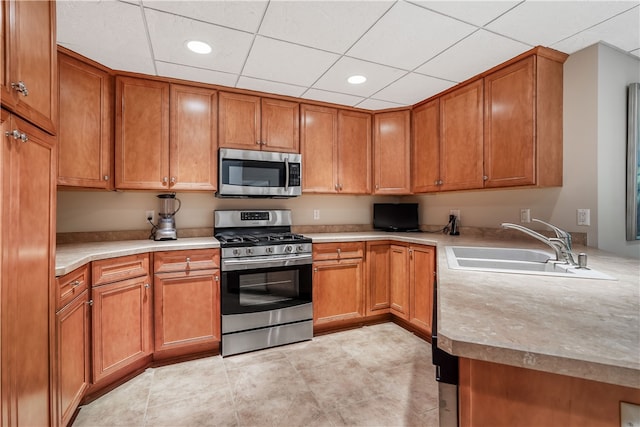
[186,40,212,54]
[347,75,367,85]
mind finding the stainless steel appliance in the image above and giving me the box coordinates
[217,148,302,198]
[214,209,312,357]
[152,193,181,240]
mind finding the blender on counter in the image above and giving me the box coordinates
[150,193,181,240]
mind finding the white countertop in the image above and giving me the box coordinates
[56,232,640,388]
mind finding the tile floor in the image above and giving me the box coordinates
[73,322,440,427]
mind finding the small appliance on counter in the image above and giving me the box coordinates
[150,193,181,241]
[373,203,420,232]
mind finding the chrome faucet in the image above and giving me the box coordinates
[501,220,577,265]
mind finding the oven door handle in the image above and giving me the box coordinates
[222,254,312,271]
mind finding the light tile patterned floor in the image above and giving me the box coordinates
[73,322,439,427]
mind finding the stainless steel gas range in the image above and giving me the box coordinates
[214,209,313,357]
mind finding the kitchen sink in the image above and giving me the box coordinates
[445,246,616,280]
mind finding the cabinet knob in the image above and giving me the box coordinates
[186,257,191,267]
[103,175,109,181]
[335,184,339,191]
[144,283,150,289]
[162,176,168,184]
[483,175,488,181]
[11,81,28,96]
[375,184,379,190]
[170,176,176,184]
[71,280,80,287]
[5,130,28,143]
[438,180,443,185]
[87,300,93,306]
[339,184,343,190]
[313,267,318,273]
[215,275,219,282]
[256,141,261,145]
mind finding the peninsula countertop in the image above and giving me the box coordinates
[55,231,640,389]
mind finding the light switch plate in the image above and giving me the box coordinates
[621,402,640,427]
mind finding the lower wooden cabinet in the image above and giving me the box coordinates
[153,249,221,360]
[312,243,365,327]
[365,241,391,315]
[91,254,152,384]
[389,245,410,319]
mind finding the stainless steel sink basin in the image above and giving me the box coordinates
[445,246,616,280]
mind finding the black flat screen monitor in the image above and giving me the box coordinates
[373,203,419,232]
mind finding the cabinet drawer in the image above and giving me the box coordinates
[56,264,90,310]
[92,253,150,286]
[154,249,220,274]
[313,242,364,261]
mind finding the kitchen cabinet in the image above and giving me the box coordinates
[219,92,299,153]
[373,109,411,194]
[389,245,410,319]
[459,358,640,427]
[365,241,391,316]
[1,108,56,427]
[301,105,371,194]
[115,77,217,190]
[55,266,90,427]
[0,0,57,135]
[312,242,365,328]
[439,80,484,191]
[57,49,114,189]
[153,249,221,360]
[411,99,440,193]
[484,54,564,188]
[91,254,152,384]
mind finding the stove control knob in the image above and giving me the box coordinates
[232,248,241,256]
[266,247,274,254]
[246,248,254,255]
[297,244,305,252]
[284,245,293,253]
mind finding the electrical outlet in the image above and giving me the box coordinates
[577,208,590,226]
[449,209,460,221]
[520,208,531,223]
[313,209,320,220]
[145,210,155,223]
[621,402,640,427]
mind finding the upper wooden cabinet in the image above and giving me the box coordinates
[0,0,57,135]
[412,48,566,194]
[484,54,564,188]
[115,77,217,190]
[374,109,411,194]
[439,80,485,192]
[58,50,114,189]
[301,105,371,194]
[219,92,299,153]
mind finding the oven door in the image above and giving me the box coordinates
[221,255,312,315]
[218,148,301,197]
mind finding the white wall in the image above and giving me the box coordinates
[56,43,640,259]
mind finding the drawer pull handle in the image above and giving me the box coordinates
[11,81,28,96]
[71,280,81,287]
[5,129,28,143]
[186,257,191,267]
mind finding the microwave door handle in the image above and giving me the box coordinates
[284,158,290,191]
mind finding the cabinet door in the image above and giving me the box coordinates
[56,290,90,427]
[440,80,484,191]
[374,110,411,194]
[301,104,338,193]
[484,56,535,188]
[313,258,364,325]
[1,111,55,427]
[412,99,440,193]
[115,76,169,190]
[338,110,372,194]
[389,245,409,320]
[366,242,390,315]
[0,0,57,135]
[154,270,220,358]
[58,51,113,189]
[261,97,299,153]
[170,84,217,190]
[409,245,435,335]
[218,92,260,150]
[92,275,153,383]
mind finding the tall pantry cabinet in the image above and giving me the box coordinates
[1,0,57,426]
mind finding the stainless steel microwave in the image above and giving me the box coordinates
[217,148,302,198]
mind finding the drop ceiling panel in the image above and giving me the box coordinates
[155,62,238,87]
[242,36,341,87]
[141,0,268,32]
[346,1,476,70]
[552,6,640,56]
[56,1,155,74]
[259,1,394,53]
[373,72,456,105]
[313,56,407,98]
[486,1,638,47]
[302,88,365,107]
[236,76,307,98]
[410,0,521,26]
[145,9,254,74]
[357,98,404,110]
[416,29,531,82]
